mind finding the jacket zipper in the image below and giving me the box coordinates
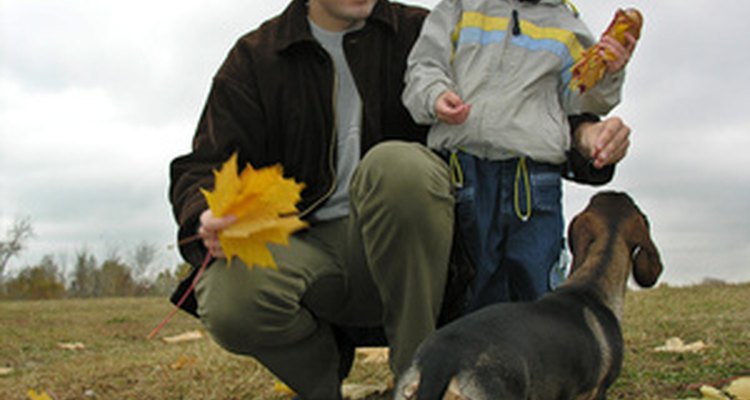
[299,53,339,218]
[512,9,522,36]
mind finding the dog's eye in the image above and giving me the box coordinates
[631,245,642,259]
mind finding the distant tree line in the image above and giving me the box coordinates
[0,217,189,300]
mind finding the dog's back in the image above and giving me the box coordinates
[395,192,663,400]
[398,290,622,400]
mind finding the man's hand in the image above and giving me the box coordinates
[435,90,471,125]
[198,209,236,258]
[575,116,631,169]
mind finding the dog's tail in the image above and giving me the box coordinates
[418,365,457,400]
[396,357,460,400]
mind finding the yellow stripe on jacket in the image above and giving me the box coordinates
[453,11,585,65]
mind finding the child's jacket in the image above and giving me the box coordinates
[403,0,624,163]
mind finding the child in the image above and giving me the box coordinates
[402,0,636,312]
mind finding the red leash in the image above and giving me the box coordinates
[147,252,211,340]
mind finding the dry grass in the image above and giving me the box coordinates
[613,282,750,399]
[1,283,748,399]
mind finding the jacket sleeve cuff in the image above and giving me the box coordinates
[177,196,210,268]
[563,113,616,186]
[425,81,450,123]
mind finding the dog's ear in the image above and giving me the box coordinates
[567,213,595,273]
[631,213,663,288]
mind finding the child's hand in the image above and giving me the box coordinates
[435,90,471,125]
[599,32,637,73]
[570,8,642,93]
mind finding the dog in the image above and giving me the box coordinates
[394,191,663,400]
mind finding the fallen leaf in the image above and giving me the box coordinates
[727,377,750,400]
[162,330,203,344]
[57,342,85,351]
[357,347,389,364]
[201,153,307,269]
[699,385,730,400]
[27,389,53,400]
[342,382,390,400]
[273,380,295,396]
[0,367,12,376]
[654,337,708,353]
[169,354,198,370]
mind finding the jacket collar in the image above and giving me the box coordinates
[274,0,399,53]
[542,0,567,6]
[519,0,564,5]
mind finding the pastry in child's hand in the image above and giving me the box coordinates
[570,8,643,93]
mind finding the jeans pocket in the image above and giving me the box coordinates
[531,171,562,212]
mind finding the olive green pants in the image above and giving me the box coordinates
[195,142,454,399]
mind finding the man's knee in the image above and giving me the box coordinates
[197,267,316,354]
[354,141,452,216]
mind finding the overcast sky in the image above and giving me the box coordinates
[1,0,748,285]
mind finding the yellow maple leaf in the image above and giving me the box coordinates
[274,380,296,396]
[27,389,53,400]
[201,153,307,269]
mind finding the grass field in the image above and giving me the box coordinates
[1,283,748,399]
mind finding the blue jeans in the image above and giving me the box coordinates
[452,151,564,312]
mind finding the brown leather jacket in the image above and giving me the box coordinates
[169,0,612,317]
[170,0,429,269]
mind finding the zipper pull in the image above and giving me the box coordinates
[512,9,521,36]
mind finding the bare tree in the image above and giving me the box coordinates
[131,241,157,282]
[69,249,98,298]
[0,217,34,280]
[99,258,136,297]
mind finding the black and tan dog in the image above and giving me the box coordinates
[395,191,663,400]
